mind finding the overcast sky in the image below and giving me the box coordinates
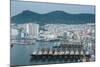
[11,1,95,17]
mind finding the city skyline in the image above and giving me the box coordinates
[11,1,95,17]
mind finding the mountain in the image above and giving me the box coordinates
[11,10,95,25]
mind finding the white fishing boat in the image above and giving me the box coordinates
[80,51,84,55]
[49,50,53,55]
[75,50,79,55]
[53,51,58,55]
[32,51,37,55]
[65,50,69,55]
[37,50,43,55]
[70,50,74,55]
[43,50,48,55]
[59,51,65,55]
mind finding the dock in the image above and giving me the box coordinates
[30,42,91,62]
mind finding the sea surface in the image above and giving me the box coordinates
[10,41,61,66]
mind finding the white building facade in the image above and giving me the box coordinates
[18,23,39,39]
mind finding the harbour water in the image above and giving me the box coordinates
[10,41,61,66]
[10,41,93,66]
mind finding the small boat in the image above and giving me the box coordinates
[80,51,84,55]
[38,50,43,55]
[70,50,74,55]
[65,50,69,55]
[11,44,13,48]
[75,51,79,55]
[54,51,58,55]
[31,51,37,56]
[49,50,53,55]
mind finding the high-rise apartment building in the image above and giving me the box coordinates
[18,23,39,39]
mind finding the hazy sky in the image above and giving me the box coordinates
[11,1,95,17]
